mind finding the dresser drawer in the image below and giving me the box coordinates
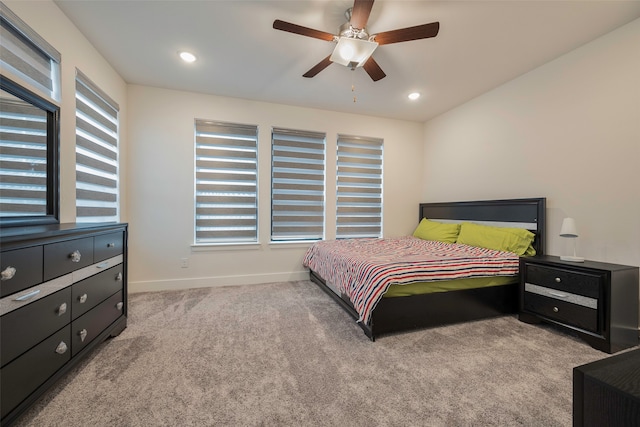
[94,232,124,262]
[524,264,602,298]
[1,287,72,367]
[0,326,71,419]
[1,246,43,298]
[72,264,123,320]
[523,291,599,333]
[44,237,94,281]
[72,291,124,356]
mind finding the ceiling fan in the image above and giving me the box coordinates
[273,0,439,82]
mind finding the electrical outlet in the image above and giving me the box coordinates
[180,258,189,268]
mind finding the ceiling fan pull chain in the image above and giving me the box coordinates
[352,72,357,103]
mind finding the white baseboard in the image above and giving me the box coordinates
[128,270,310,293]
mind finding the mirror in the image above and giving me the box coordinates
[0,76,59,227]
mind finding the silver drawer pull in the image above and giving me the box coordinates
[14,289,41,301]
[70,250,82,263]
[553,306,559,313]
[58,302,67,316]
[548,291,568,298]
[555,277,561,283]
[96,262,110,269]
[55,341,68,355]
[107,243,115,248]
[116,272,123,282]
[79,328,88,342]
[78,293,88,304]
[1,266,16,281]
[116,302,123,311]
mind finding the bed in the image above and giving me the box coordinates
[304,198,546,340]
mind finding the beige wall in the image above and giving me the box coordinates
[422,18,640,268]
[5,0,128,224]
[126,86,424,291]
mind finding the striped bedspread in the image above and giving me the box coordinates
[302,236,520,326]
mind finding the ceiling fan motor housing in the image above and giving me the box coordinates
[338,21,370,40]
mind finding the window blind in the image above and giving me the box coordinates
[75,69,119,223]
[0,2,61,101]
[195,120,258,243]
[271,127,325,241]
[336,134,383,238]
[0,95,48,216]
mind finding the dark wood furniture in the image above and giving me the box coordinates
[519,255,639,353]
[0,223,128,426]
[573,348,640,426]
[309,197,546,340]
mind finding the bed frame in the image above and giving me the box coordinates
[309,197,546,340]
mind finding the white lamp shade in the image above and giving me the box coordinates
[330,37,378,67]
[560,217,578,237]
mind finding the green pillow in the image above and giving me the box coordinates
[456,222,536,256]
[413,218,461,243]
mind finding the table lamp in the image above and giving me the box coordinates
[560,217,584,262]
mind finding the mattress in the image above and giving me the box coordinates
[383,275,517,298]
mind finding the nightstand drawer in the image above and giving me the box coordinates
[523,292,599,333]
[525,283,597,309]
[524,264,602,298]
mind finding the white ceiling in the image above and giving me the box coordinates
[54,0,640,122]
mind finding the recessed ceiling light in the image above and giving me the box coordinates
[179,51,197,63]
[408,92,420,100]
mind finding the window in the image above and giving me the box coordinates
[194,120,258,244]
[336,134,383,238]
[0,2,61,101]
[75,69,119,223]
[0,2,61,226]
[271,127,325,241]
[0,82,53,219]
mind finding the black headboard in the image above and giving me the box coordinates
[419,198,546,255]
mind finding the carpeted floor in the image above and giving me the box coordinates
[13,280,612,426]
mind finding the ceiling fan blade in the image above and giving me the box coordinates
[363,56,386,82]
[350,0,374,30]
[374,22,440,45]
[303,56,333,78]
[273,19,335,42]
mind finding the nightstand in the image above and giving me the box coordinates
[519,255,639,353]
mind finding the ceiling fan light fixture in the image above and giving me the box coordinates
[178,51,197,63]
[339,44,355,61]
[330,37,378,67]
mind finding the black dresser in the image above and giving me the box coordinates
[0,223,128,426]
